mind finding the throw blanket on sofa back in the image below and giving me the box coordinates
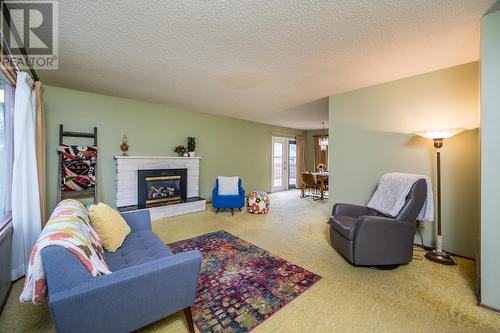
[20,199,111,304]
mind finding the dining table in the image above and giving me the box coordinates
[302,172,329,200]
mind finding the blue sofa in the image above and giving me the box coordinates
[212,178,245,215]
[41,209,202,333]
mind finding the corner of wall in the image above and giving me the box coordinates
[479,7,500,311]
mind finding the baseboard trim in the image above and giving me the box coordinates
[479,302,500,314]
[413,243,474,261]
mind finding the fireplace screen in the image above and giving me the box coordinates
[138,168,187,208]
[145,175,182,205]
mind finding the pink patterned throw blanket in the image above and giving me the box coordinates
[20,199,111,304]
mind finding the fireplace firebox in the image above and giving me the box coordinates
[138,169,187,208]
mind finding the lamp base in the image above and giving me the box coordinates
[425,250,456,266]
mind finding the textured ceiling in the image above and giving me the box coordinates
[38,0,494,130]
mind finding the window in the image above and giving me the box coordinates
[272,141,283,187]
[288,141,296,188]
[0,77,14,227]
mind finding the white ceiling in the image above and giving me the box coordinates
[38,0,495,130]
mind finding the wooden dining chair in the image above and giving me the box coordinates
[301,173,320,200]
[317,176,329,200]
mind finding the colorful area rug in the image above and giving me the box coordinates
[168,231,321,333]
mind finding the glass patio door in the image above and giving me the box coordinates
[272,137,289,192]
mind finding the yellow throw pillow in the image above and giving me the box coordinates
[88,203,131,252]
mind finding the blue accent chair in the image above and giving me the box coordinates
[41,209,202,333]
[212,178,245,215]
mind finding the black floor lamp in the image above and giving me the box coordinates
[416,128,465,266]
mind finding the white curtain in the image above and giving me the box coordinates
[11,72,41,280]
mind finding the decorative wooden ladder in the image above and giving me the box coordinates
[57,124,99,204]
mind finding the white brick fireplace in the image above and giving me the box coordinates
[114,156,206,220]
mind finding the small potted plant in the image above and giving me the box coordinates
[187,137,196,157]
[317,163,327,174]
[174,145,187,157]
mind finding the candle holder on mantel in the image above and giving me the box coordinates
[120,134,129,156]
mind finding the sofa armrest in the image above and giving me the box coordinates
[48,250,202,333]
[332,203,371,218]
[354,216,416,265]
[120,210,151,232]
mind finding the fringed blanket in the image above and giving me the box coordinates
[20,199,111,304]
[58,145,97,192]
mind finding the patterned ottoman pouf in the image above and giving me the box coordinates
[247,191,270,214]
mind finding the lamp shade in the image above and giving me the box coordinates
[414,128,466,140]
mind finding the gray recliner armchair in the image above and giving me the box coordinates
[328,179,427,269]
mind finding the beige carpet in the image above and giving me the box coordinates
[1,190,499,332]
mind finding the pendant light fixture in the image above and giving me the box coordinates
[319,122,328,151]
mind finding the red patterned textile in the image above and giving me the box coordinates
[58,145,97,192]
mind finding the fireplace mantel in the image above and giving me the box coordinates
[114,156,202,160]
[115,156,205,219]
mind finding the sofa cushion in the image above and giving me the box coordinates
[89,203,131,252]
[329,215,358,241]
[105,231,173,271]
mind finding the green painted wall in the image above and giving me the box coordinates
[329,62,480,258]
[44,85,306,212]
[480,9,500,310]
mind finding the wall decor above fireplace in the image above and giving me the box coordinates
[138,169,187,208]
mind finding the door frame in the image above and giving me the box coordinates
[271,136,293,192]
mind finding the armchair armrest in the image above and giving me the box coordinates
[212,187,219,200]
[48,250,202,333]
[239,187,245,197]
[332,203,372,218]
[120,209,151,232]
[354,216,416,265]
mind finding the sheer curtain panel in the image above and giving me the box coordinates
[11,72,41,280]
